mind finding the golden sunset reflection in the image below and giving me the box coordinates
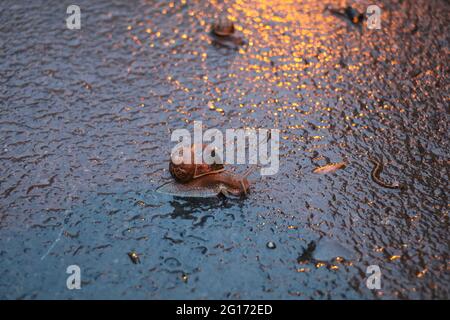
[133,0,368,133]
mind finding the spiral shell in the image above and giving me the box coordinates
[170,144,224,183]
[211,15,235,37]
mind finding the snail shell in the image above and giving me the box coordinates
[170,144,225,183]
[345,6,364,24]
[211,14,235,37]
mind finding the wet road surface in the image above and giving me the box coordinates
[0,0,449,299]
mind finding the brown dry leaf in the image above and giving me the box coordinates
[312,162,346,174]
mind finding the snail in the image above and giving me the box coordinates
[344,6,364,25]
[158,132,271,198]
[210,13,245,49]
[158,143,253,198]
[326,5,364,26]
[211,14,235,37]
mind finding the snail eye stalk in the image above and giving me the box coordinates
[243,165,256,178]
[240,179,248,197]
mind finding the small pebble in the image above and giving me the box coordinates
[266,241,276,249]
[128,251,140,264]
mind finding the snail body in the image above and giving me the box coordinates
[158,169,251,198]
[182,171,250,197]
